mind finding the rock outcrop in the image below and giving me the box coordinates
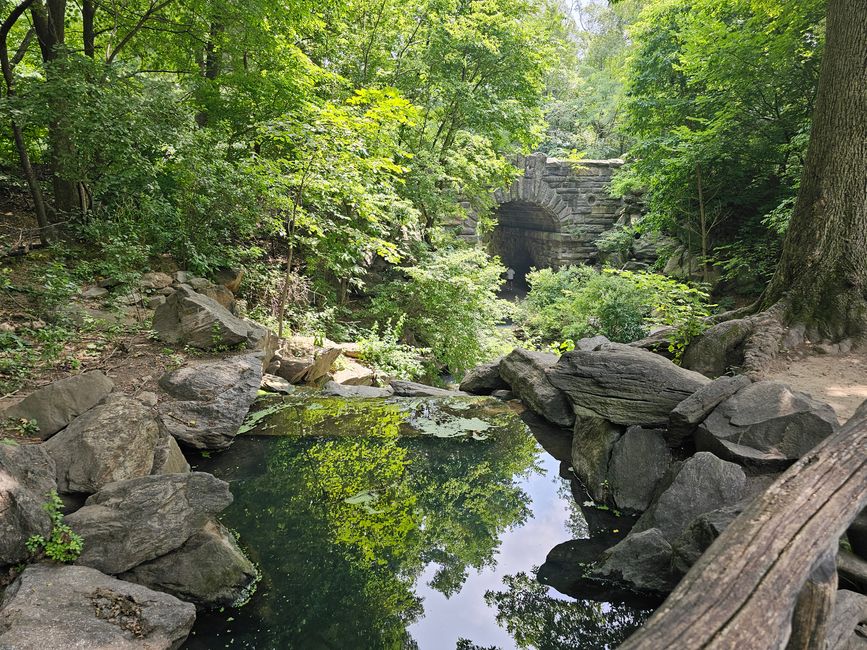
[570,415,623,503]
[322,381,394,399]
[591,528,679,594]
[0,564,195,650]
[158,353,262,450]
[607,426,672,512]
[67,472,233,575]
[1,371,113,439]
[667,375,751,447]
[547,343,709,426]
[500,348,574,427]
[389,380,467,398]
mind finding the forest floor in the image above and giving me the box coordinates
[762,350,867,422]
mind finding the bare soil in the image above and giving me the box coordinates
[762,349,867,422]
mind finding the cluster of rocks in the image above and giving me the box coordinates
[460,338,856,602]
[0,368,258,648]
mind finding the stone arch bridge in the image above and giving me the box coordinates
[460,153,634,276]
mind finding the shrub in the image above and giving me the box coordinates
[358,316,429,381]
[521,266,711,356]
[26,490,84,563]
[369,247,510,376]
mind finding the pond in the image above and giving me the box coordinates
[183,392,653,650]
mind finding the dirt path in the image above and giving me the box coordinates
[762,350,867,422]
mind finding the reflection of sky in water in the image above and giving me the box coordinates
[409,449,581,649]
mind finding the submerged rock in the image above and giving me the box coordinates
[0,564,195,650]
[0,443,56,566]
[547,343,709,427]
[120,519,258,609]
[1,371,114,439]
[500,348,574,428]
[158,353,262,450]
[67,472,233,575]
[695,381,838,468]
[591,528,679,594]
[45,395,161,494]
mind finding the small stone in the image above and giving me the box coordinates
[139,272,173,291]
[173,271,191,284]
[137,391,159,407]
[147,295,166,310]
[261,374,295,394]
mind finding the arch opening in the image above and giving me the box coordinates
[487,200,562,287]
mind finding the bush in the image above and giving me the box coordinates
[521,266,711,356]
[369,247,511,376]
[26,490,84,563]
[358,316,429,381]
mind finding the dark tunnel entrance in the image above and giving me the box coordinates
[487,201,561,287]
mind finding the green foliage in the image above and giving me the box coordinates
[370,248,511,376]
[358,316,429,381]
[521,266,712,351]
[620,0,825,293]
[26,490,84,563]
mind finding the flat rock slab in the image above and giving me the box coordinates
[547,343,709,426]
[632,451,746,542]
[331,357,375,386]
[389,380,467,398]
[0,443,56,565]
[67,472,232,575]
[322,381,394,399]
[695,380,839,468]
[667,375,751,447]
[45,395,161,494]
[121,519,257,609]
[608,426,672,512]
[459,359,507,394]
[158,353,262,450]
[500,348,574,428]
[2,371,113,439]
[0,564,195,650]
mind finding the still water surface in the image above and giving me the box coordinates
[185,394,651,649]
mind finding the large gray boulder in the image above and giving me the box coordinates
[157,353,262,450]
[152,285,267,351]
[500,348,574,427]
[570,416,623,503]
[322,381,394,399]
[459,359,507,394]
[67,472,232,575]
[547,343,709,426]
[44,395,161,494]
[667,375,751,447]
[120,519,257,609]
[695,381,838,468]
[607,426,672,512]
[0,443,56,565]
[591,528,679,594]
[632,451,746,541]
[0,564,195,650]
[1,371,113,439]
[827,590,867,650]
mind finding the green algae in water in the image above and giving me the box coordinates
[239,392,521,441]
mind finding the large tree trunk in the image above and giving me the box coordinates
[31,0,79,217]
[762,0,867,341]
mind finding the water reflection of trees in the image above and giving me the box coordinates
[193,398,540,649]
[485,572,652,650]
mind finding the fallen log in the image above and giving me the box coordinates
[620,401,867,649]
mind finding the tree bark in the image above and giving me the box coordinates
[762,0,867,340]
